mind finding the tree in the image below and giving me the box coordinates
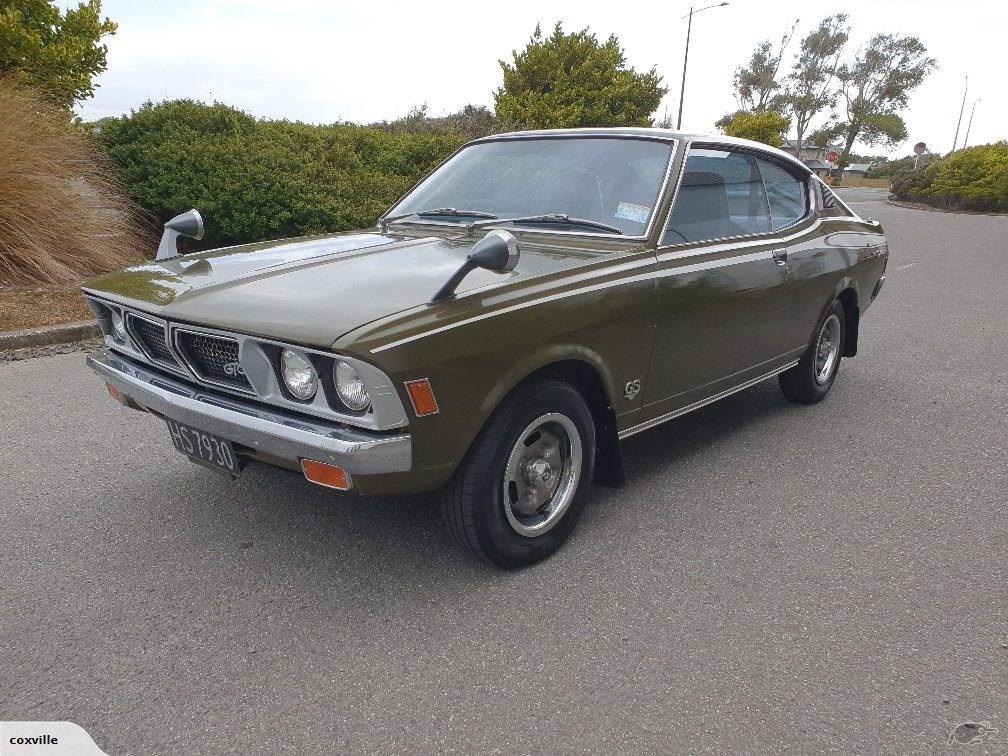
[717,109,791,148]
[731,22,797,114]
[494,23,666,130]
[834,34,935,170]
[785,15,848,156]
[0,0,116,110]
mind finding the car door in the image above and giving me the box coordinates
[637,144,797,426]
[754,155,825,352]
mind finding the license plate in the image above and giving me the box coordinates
[164,418,241,475]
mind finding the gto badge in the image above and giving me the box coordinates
[223,361,245,377]
[624,378,642,400]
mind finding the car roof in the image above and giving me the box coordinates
[471,127,812,175]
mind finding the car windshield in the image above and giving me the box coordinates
[387,137,674,235]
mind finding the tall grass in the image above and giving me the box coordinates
[0,77,151,286]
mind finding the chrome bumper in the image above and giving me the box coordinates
[87,347,411,476]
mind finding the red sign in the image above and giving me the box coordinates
[826,150,839,163]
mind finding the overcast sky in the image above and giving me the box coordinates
[69,0,1003,157]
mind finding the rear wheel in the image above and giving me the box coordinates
[440,379,596,569]
[779,299,845,404]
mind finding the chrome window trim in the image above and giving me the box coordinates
[380,135,679,243]
[657,139,816,253]
[755,153,812,234]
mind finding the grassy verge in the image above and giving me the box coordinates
[0,286,93,332]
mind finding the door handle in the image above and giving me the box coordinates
[772,249,789,265]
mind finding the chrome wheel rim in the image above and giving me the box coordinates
[502,412,582,537]
[814,313,841,385]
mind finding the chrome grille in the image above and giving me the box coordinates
[174,330,252,392]
[126,314,179,368]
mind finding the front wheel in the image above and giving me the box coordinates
[439,380,596,569]
[779,299,845,404]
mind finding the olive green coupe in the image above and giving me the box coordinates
[82,129,888,568]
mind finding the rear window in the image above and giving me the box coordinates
[757,158,808,230]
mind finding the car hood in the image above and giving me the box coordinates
[82,230,605,349]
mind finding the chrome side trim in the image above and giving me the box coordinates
[88,347,411,475]
[617,360,800,440]
[655,214,861,260]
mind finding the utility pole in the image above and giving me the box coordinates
[951,74,968,152]
[963,99,979,149]
[676,3,729,130]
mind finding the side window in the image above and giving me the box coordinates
[757,157,808,230]
[662,148,770,245]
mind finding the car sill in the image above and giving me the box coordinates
[618,360,800,440]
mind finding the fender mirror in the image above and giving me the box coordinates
[429,230,520,303]
[156,209,205,261]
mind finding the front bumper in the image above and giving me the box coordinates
[87,347,412,479]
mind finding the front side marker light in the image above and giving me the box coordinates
[106,382,126,405]
[405,378,439,417]
[301,459,351,490]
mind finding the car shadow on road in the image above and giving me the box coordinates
[165,379,800,590]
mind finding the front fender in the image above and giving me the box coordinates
[347,260,658,493]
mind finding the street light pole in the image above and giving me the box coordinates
[676,2,729,130]
[963,98,979,149]
[951,74,968,152]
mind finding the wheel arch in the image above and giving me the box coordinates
[812,278,860,358]
[837,286,859,357]
[520,359,625,487]
[474,349,625,488]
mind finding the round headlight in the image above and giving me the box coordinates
[334,360,370,411]
[280,349,318,401]
[109,309,127,343]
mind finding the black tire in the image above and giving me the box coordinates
[439,379,596,569]
[779,299,845,404]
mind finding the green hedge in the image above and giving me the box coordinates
[96,100,466,247]
[890,142,1008,211]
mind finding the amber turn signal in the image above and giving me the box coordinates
[301,459,351,490]
[404,378,439,417]
[106,382,126,406]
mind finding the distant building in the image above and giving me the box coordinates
[803,159,830,178]
[782,139,842,178]
[844,163,872,179]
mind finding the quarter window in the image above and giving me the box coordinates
[662,148,770,245]
[757,158,808,229]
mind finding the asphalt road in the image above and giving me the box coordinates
[2,189,1006,754]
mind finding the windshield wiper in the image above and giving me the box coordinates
[382,207,498,228]
[471,213,624,235]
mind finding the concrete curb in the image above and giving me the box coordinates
[886,199,1008,217]
[0,321,100,350]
